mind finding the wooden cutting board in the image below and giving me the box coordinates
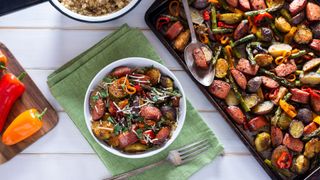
[0,43,59,164]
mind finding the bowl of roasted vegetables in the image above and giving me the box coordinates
[84,57,186,158]
[149,0,320,178]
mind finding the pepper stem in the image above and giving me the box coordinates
[0,65,7,70]
[17,72,27,81]
[36,108,48,120]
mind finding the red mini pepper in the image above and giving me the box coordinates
[253,12,273,26]
[276,151,292,169]
[0,72,26,132]
[217,22,237,29]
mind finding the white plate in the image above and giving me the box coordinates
[84,57,186,158]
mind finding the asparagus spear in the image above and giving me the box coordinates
[211,28,234,34]
[232,34,256,47]
[244,4,282,16]
[212,45,222,65]
[211,5,217,29]
[271,92,292,126]
[259,68,295,88]
[228,74,250,112]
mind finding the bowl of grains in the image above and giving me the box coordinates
[50,0,141,23]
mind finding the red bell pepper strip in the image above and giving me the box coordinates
[140,130,156,144]
[276,151,292,169]
[0,72,26,132]
[203,10,210,21]
[253,12,273,26]
[302,88,320,113]
[217,22,237,29]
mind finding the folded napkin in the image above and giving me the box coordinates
[47,24,223,180]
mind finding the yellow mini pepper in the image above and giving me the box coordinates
[279,100,297,118]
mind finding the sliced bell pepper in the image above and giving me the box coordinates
[2,108,46,145]
[276,151,292,169]
[217,22,237,29]
[0,72,26,132]
[279,99,297,118]
[284,27,297,44]
[253,12,273,26]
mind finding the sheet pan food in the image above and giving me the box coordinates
[149,0,319,179]
[89,66,182,153]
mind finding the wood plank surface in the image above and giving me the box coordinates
[0,43,58,164]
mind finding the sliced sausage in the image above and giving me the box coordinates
[306,2,320,22]
[271,126,283,147]
[310,91,320,113]
[118,131,139,148]
[226,106,246,125]
[234,20,249,40]
[193,48,209,70]
[290,88,310,104]
[275,60,297,77]
[289,0,307,16]
[209,80,231,99]
[239,0,251,11]
[140,106,162,121]
[282,133,304,152]
[248,116,268,131]
[154,127,171,145]
[291,12,305,25]
[310,39,320,52]
[226,0,239,8]
[111,66,132,78]
[165,21,184,40]
[236,58,260,76]
[261,76,279,89]
[91,98,105,120]
[231,69,247,90]
[250,0,267,10]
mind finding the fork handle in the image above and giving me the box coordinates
[104,159,167,180]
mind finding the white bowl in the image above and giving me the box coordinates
[50,0,141,23]
[84,57,186,158]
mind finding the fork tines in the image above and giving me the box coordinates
[178,139,211,163]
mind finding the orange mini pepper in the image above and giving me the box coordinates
[2,108,47,145]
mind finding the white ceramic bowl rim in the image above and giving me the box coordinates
[84,57,187,158]
[50,0,140,22]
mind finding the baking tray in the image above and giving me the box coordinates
[0,0,47,16]
[145,0,320,179]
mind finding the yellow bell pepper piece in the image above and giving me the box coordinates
[279,99,297,118]
[284,27,297,44]
[313,116,320,125]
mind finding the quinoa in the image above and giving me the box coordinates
[59,0,131,17]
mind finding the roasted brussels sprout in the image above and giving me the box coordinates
[292,155,310,174]
[277,112,292,130]
[146,68,161,85]
[161,105,177,121]
[275,16,291,33]
[271,145,292,169]
[296,108,313,124]
[255,132,271,152]
[304,138,320,159]
[160,76,174,91]
[294,25,313,44]
[254,53,273,67]
[225,89,240,106]
[92,121,114,140]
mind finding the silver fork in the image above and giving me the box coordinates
[104,139,211,180]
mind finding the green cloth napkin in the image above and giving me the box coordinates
[47,24,223,180]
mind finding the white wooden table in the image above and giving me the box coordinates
[0,1,271,180]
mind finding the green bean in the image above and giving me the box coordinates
[290,50,307,59]
[232,34,256,47]
[212,45,222,65]
[246,42,261,65]
[229,74,250,112]
[211,28,234,34]
[211,6,217,29]
[270,22,283,42]
[259,68,295,88]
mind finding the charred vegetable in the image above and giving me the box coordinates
[255,132,271,152]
